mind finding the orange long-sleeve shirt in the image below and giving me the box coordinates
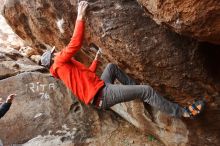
[50,20,104,104]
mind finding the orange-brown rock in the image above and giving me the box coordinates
[1,0,220,145]
[137,0,220,44]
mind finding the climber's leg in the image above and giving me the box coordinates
[100,84,184,118]
[101,63,136,85]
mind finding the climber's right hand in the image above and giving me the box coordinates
[77,1,89,20]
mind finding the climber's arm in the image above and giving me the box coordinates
[89,50,101,72]
[54,1,88,63]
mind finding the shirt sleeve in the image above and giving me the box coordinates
[0,102,11,119]
[55,20,85,63]
[89,60,98,72]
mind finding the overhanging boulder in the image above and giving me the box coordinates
[2,0,220,145]
[137,0,220,45]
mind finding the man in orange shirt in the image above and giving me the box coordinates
[41,1,204,118]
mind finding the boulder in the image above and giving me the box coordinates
[2,0,77,50]
[0,49,45,79]
[20,115,164,146]
[0,15,24,50]
[1,0,220,145]
[137,0,220,44]
[0,72,74,144]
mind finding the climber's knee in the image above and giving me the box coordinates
[140,85,154,101]
[143,85,153,92]
[107,63,116,68]
[106,63,118,71]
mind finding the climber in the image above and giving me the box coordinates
[40,1,205,118]
[0,94,16,119]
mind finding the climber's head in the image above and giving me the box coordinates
[40,46,56,69]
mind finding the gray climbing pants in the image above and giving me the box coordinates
[99,63,184,117]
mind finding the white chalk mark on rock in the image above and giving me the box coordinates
[34,113,43,119]
[56,18,64,34]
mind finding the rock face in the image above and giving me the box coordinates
[0,49,45,79]
[0,72,73,144]
[137,0,220,44]
[1,0,220,145]
[2,0,77,51]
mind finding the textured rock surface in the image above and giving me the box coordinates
[1,0,220,145]
[0,49,45,79]
[21,120,163,146]
[0,14,45,79]
[0,15,24,50]
[0,72,73,144]
[137,0,220,44]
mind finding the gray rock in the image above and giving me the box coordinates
[0,50,45,79]
[0,72,74,144]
